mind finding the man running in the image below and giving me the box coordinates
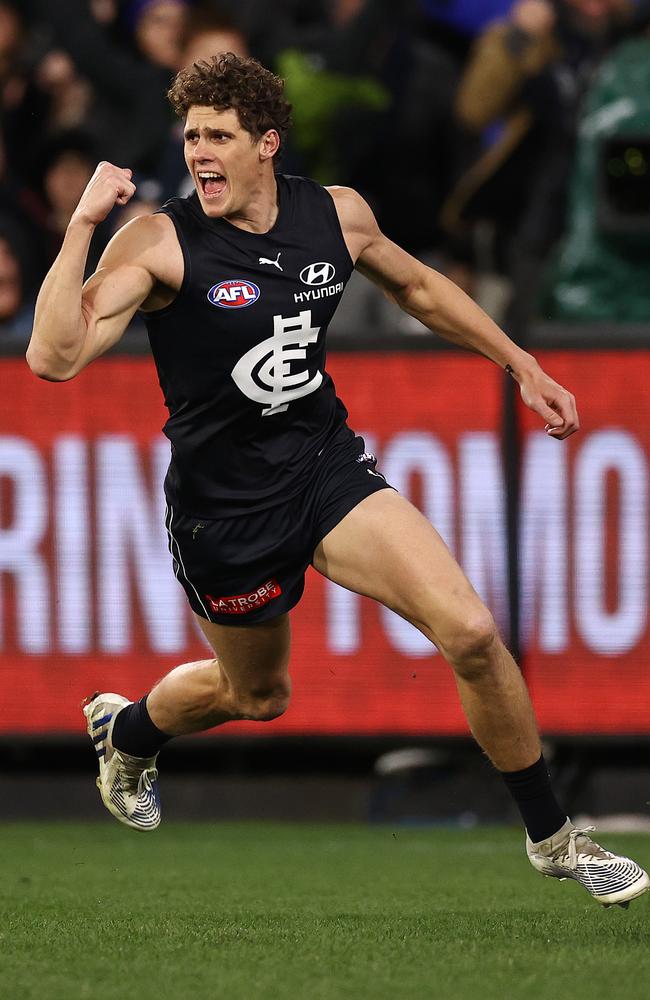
[27,54,648,908]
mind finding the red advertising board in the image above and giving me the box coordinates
[518,350,650,734]
[1,349,648,735]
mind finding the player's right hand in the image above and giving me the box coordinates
[72,161,136,227]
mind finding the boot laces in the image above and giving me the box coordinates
[115,751,158,795]
[567,826,596,870]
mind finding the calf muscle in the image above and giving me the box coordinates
[146,614,292,735]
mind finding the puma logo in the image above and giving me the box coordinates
[259,251,283,271]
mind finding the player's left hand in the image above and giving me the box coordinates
[515,364,580,440]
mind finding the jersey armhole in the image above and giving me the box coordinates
[322,187,355,270]
[139,208,191,319]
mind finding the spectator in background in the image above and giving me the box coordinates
[543,10,650,320]
[0,164,44,295]
[4,43,95,188]
[0,236,21,320]
[31,49,93,133]
[0,2,30,177]
[272,0,391,184]
[42,132,96,244]
[1,1,96,184]
[24,0,186,174]
[0,4,52,297]
[415,0,520,86]
[0,0,22,91]
[23,130,110,272]
[273,0,459,254]
[131,0,189,70]
[0,233,33,343]
[181,4,249,65]
[90,0,119,26]
[441,0,636,332]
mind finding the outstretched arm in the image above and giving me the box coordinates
[330,186,579,439]
[27,162,169,381]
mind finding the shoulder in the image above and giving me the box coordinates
[324,188,422,296]
[325,186,380,261]
[326,186,378,233]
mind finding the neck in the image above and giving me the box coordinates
[225,170,280,234]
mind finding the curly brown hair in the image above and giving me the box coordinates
[168,53,292,153]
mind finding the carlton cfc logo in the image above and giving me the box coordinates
[208,279,260,309]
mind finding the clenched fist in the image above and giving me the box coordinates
[72,161,136,227]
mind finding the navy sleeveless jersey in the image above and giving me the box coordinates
[144,174,355,517]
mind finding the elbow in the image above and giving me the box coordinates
[394,275,428,316]
[25,345,75,382]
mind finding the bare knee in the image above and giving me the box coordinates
[437,608,499,679]
[234,678,292,722]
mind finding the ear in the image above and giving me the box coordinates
[259,130,280,161]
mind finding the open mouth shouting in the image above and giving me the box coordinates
[197,171,228,199]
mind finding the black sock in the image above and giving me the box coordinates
[500,754,568,843]
[111,696,173,758]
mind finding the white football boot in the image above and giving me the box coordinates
[527,819,649,908]
[83,692,161,832]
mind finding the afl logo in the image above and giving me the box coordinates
[300,262,336,286]
[208,279,260,309]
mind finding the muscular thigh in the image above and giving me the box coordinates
[312,490,486,647]
[195,612,291,688]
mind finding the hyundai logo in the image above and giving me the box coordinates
[299,262,336,286]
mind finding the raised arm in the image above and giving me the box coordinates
[330,185,579,440]
[26,162,174,381]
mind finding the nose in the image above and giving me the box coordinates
[193,135,212,161]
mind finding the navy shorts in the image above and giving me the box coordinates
[165,432,393,626]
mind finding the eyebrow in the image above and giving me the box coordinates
[184,126,235,138]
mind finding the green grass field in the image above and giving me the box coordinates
[0,822,648,1000]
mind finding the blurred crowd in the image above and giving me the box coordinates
[1,0,650,344]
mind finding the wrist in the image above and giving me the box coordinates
[69,210,98,234]
[504,351,539,381]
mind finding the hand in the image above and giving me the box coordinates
[514,363,580,440]
[511,0,556,36]
[71,161,136,227]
